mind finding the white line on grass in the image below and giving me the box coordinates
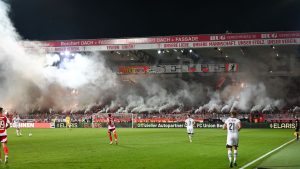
[240,138,295,169]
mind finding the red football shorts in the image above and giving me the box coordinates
[0,136,7,143]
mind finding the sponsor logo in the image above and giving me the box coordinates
[270,123,296,129]
[136,122,224,128]
[55,122,79,128]
[261,33,278,39]
[196,123,223,128]
[210,35,226,41]
[21,123,34,128]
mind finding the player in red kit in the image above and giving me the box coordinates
[0,107,10,164]
[107,113,118,145]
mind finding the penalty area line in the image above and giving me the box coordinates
[239,138,295,169]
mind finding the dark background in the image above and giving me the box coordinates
[6,0,300,40]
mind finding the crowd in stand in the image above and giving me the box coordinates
[7,105,300,124]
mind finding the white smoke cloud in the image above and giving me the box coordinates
[0,1,118,112]
[0,1,295,115]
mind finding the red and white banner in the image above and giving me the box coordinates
[23,31,300,52]
[118,66,150,74]
[118,63,238,74]
[225,63,238,72]
[40,38,300,52]
[11,123,52,128]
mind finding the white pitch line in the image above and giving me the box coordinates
[240,138,295,169]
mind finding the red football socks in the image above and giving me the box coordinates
[3,147,8,155]
[108,132,112,142]
[114,132,118,140]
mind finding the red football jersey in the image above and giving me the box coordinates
[107,117,115,129]
[0,116,9,136]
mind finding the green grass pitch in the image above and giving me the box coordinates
[1,128,297,169]
[254,139,300,169]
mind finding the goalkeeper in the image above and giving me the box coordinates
[295,118,299,141]
[66,115,71,128]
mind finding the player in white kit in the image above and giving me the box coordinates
[185,114,195,143]
[13,114,22,136]
[223,111,241,168]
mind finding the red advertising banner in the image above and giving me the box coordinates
[11,123,52,128]
[34,123,51,128]
[36,31,300,47]
[18,123,34,128]
[39,38,300,52]
[23,31,300,52]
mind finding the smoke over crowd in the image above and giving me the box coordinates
[0,1,298,114]
[0,1,118,113]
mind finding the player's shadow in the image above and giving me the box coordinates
[114,144,137,149]
[257,165,300,169]
[0,164,9,169]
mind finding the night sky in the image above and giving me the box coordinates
[6,0,300,40]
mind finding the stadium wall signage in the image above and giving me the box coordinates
[25,31,300,52]
[93,122,133,128]
[196,123,223,128]
[135,122,296,129]
[269,122,296,129]
[136,122,224,128]
[11,123,52,128]
[13,122,293,129]
[54,122,79,128]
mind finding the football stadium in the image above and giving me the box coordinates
[1,1,300,169]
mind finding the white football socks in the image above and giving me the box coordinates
[233,150,237,163]
[228,150,232,163]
